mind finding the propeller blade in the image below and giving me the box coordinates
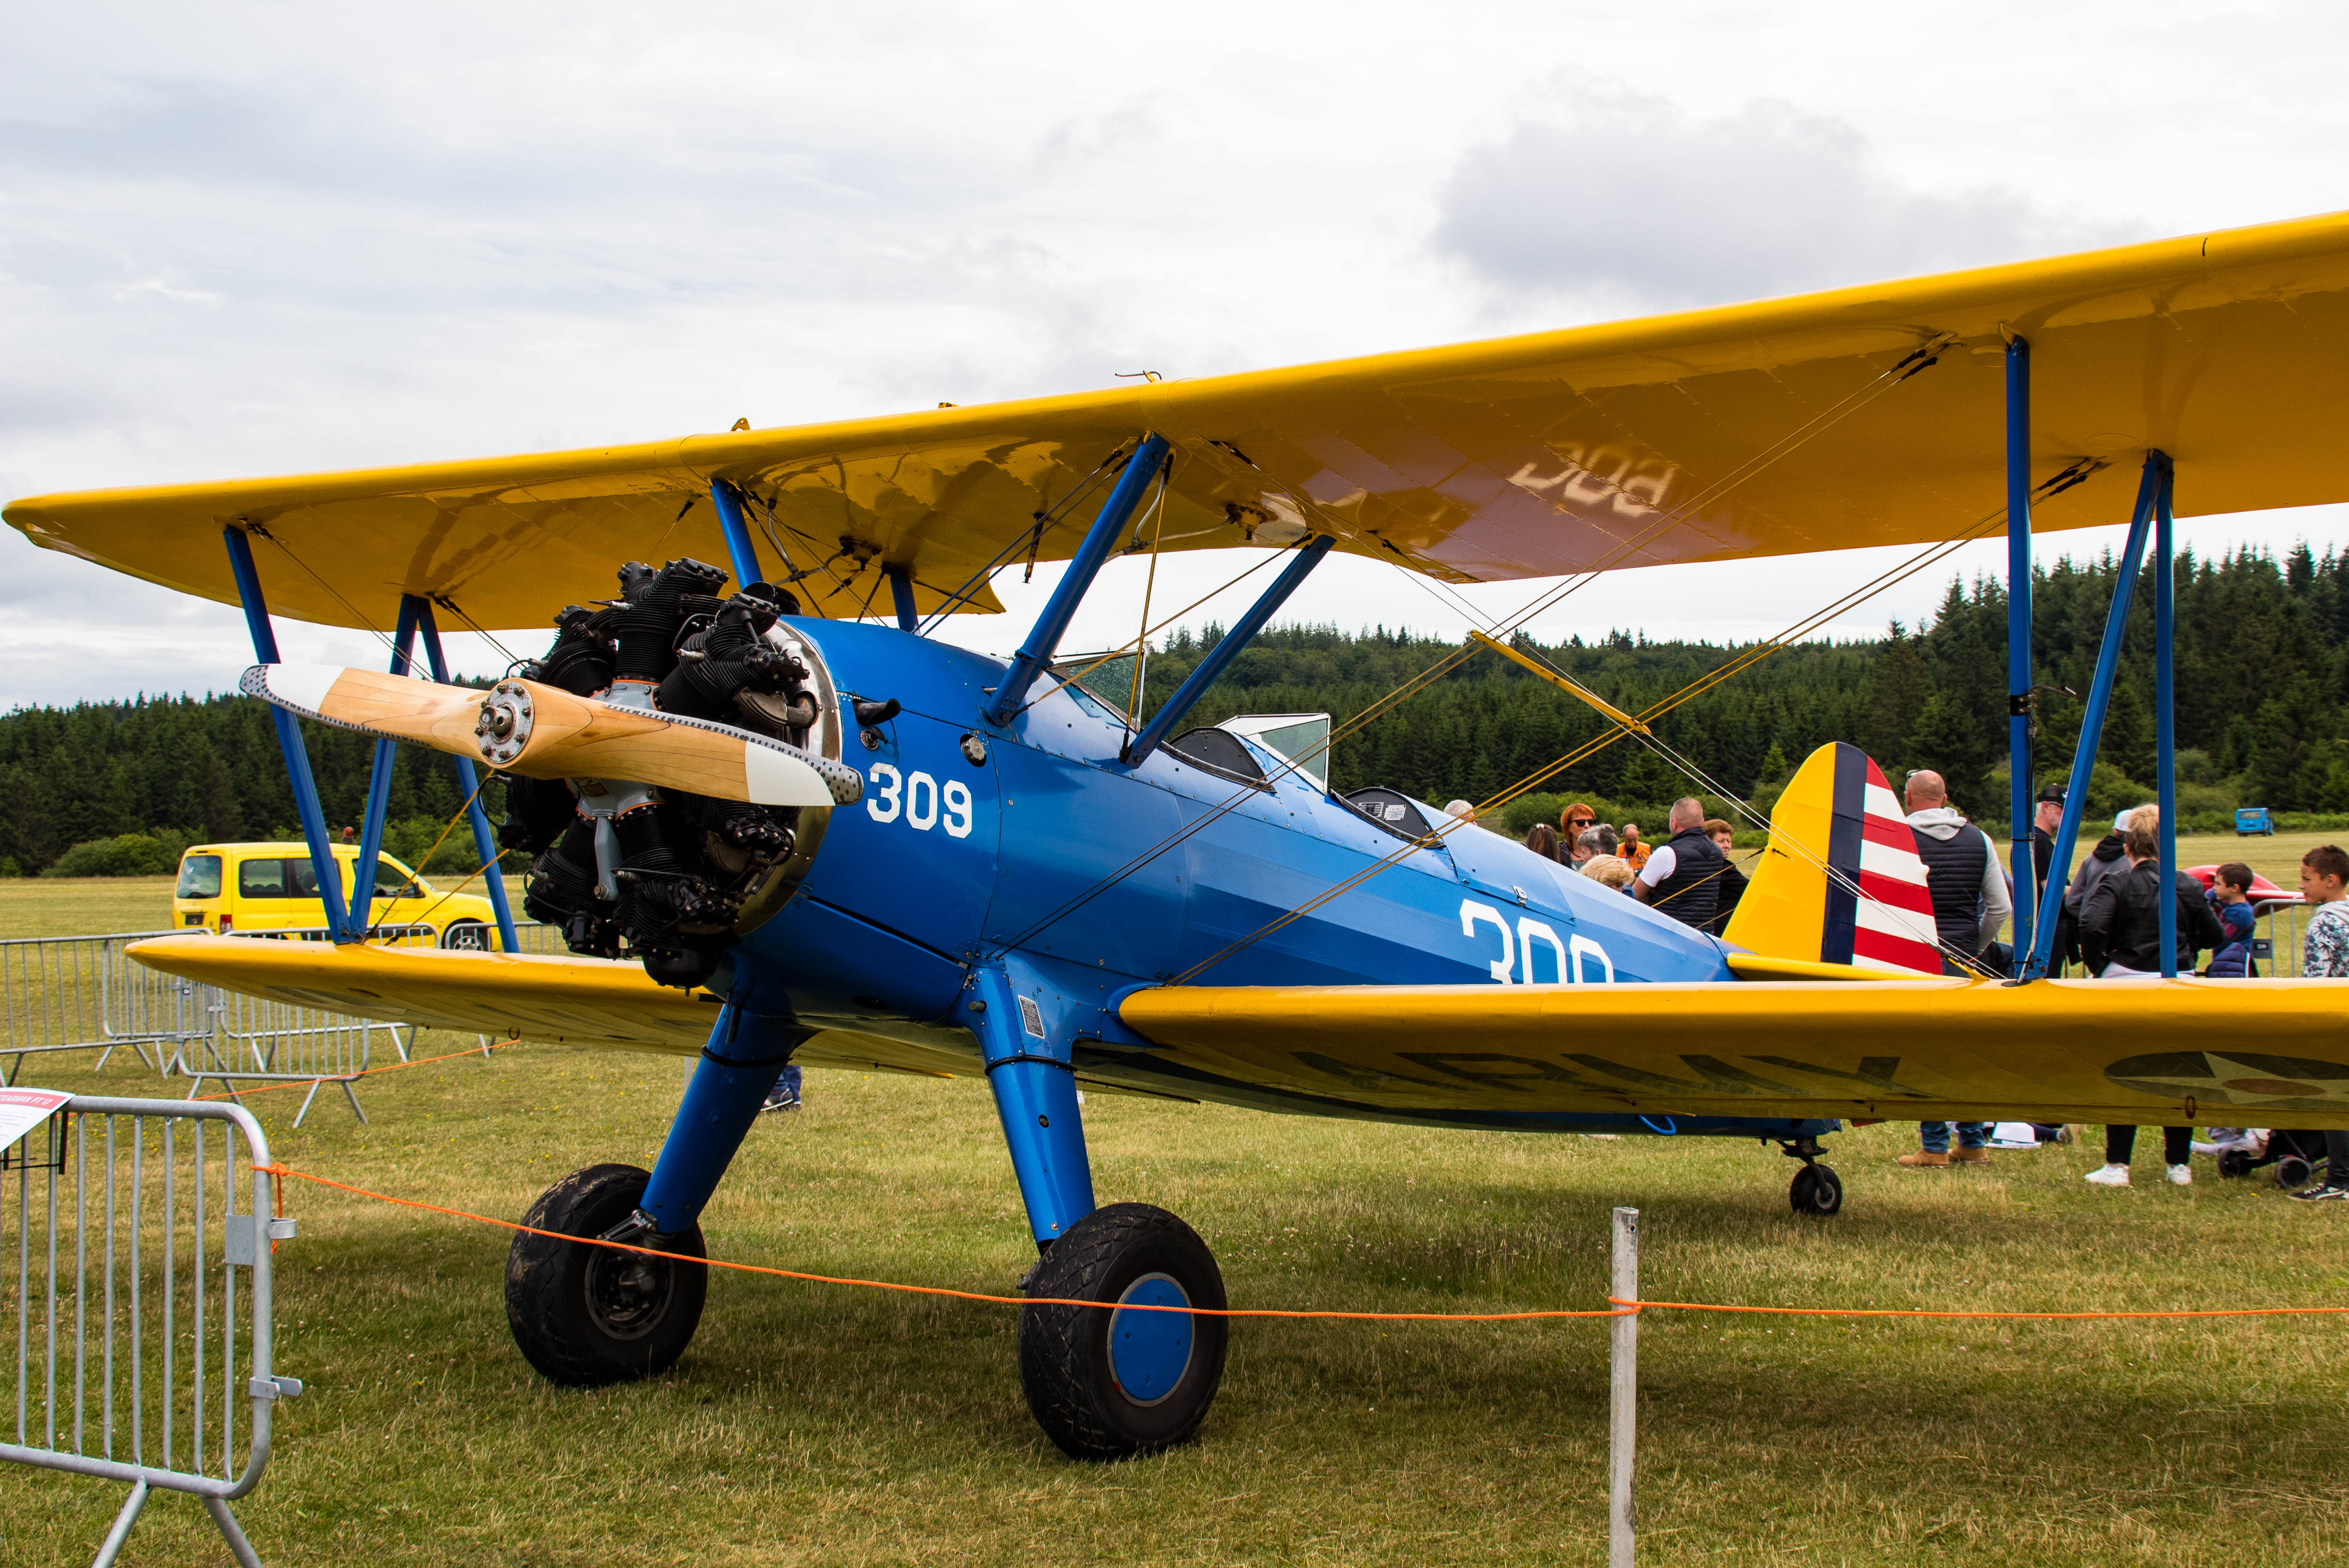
[240,664,861,808]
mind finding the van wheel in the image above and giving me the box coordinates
[441,920,492,951]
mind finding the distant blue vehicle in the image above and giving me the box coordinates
[2237,807,2276,836]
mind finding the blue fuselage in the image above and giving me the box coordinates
[729,622,1735,1058]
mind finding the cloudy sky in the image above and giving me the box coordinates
[6,0,2349,706]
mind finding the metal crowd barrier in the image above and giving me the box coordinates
[2253,901,2307,977]
[0,1094,296,1567]
[0,933,208,1087]
[175,990,404,1128]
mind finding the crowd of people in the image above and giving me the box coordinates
[1458,775,2349,1203]
[1475,795,1748,937]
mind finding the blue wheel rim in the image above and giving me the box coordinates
[1108,1272,1193,1407]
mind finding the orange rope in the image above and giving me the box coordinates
[1612,1296,2349,1321]
[251,1162,1625,1321]
[194,1037,519,1101]
[243,1160,2349,1326]
[211,1044,2349,1327]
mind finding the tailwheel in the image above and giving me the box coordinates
[505,1163,707,1386]
[1018,1203,1228,1461]
[1789,1163,1844,1217]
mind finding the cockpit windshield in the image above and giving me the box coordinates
[1216,713,1330,790]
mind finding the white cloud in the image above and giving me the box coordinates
[1433,74,2133,311]
[3,1,2349,710]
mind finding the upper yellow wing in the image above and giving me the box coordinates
[15,211,2349,625]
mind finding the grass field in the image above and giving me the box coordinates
[5,860,2349,1566]
[0,876,180,940]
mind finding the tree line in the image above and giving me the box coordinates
[2,544,2343,875]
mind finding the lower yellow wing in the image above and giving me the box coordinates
[125,936,971,1078]
[1115,978,2349,1126]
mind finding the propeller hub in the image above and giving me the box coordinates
[476,682,535,765]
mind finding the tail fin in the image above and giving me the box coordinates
[1723,742,1945,976]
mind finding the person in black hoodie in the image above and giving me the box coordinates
[2079,809,2225,1189]
[2058,808,2141,973]
[2078,810,2224,978]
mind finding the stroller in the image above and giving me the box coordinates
[2210,1128,2328,1189]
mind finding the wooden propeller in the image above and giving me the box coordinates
[240,664,860,808]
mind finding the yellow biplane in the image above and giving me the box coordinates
[13,210,2349,1458]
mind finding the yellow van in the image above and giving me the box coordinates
[172,842,507,949]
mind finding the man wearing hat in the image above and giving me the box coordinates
[2027,785,2065,911]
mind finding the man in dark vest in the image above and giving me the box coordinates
[1895,768,2014,1170]
[1630,797,1725,928]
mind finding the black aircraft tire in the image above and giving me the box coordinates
[1018,1203,1228,1461]
[505,1163,707,1387]
[1789,1164,1844,1217]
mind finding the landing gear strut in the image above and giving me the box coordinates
[1779,1135,1844,1217]
[967,957,1229,1459]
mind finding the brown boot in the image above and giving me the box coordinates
[1896,1149,1950,1168]
[1949,1146,1990,1165]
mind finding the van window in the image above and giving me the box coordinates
[176,854,223,900]
[238,857,321,899]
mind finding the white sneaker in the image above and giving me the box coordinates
[2084,1164,2131,1187]
[2166,1164,2192,1186]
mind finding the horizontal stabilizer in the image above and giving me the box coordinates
[240,664,860,808]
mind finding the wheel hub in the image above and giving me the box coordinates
[583,1249,673,1340]
[1107,1272,1194,1407]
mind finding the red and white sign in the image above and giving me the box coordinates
[0,1088,71,1149]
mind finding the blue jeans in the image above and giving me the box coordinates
[1920,1121,1987,1153]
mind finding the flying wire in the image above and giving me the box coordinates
[1010,545,1295,721]
[431,597,525,669]
[1127,460,1173,729]
[991,338,1963,956]
[1162,493,2034,984]
[243,527,409,665]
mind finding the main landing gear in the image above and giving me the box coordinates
[506,1164,708,1384]
[1779,1134,1844,1216]
[965,961,1228,1459]
[498,972,1230,1460]
[1020,1203,1228,1459]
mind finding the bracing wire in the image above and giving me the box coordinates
[431,597,524,669]
[244,528,409,665]
[1168,503,2026,984]
[989,338,1964,957]
[1126,461,1173,730]
[916,449,1129,638]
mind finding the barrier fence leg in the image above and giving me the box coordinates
[1610,1206,1639,1568]
[204,1494,266,1568]
[91,1476,149,1567]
